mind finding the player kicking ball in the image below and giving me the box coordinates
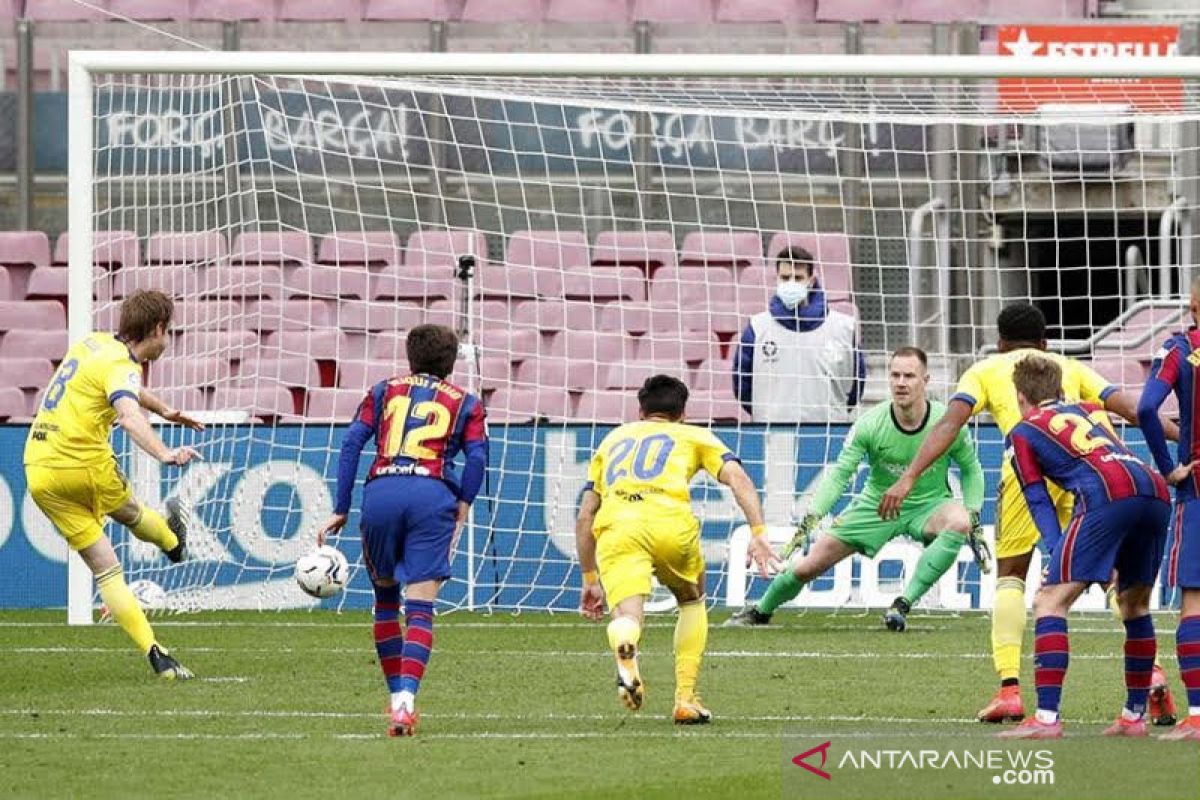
[726,347,986,631]
[24,290,202,679]
[576,375,778,724]
[999,356,1170,740]
[320,325,488,738]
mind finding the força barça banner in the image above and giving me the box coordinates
[0,422,1182,611]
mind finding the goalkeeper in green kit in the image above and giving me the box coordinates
[726,347,989,631]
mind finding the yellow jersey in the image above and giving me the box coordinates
[24,332,143,468]
[586,419,736,535]
[951,348,1113,436]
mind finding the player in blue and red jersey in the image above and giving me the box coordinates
[1138,275,1200,740]
[999,356,1170,740]
[319,324,488,738]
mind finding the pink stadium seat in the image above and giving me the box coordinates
[631,332,715,364]
[405,230,488,271]
[650,266,736,307]
[0,358,55,391]
[365,0,460,20]
[598,302,650,335]
[1100,306,1185,353]
[0,386,27,421]
[0,300,66,331]
[26,266,73,305]
[146,232,227,265]
[687,390,745,422]
[200,265,285,300]
[691,357,726,392]
[278,0,364,20]
[109,0,189,20]
[766,231,852,303]
[338,359,401,389]
[26,0,111,20]
[736,264,773,309]
[605,361,688,390]
[986,0,1089,17]
[900,0,984,21]
[513,357,601,392]
[317,232,402,267]
[717,0,815,22]
[175,330,258,357]
[478,356,511,390]
[0,231,51,267]
[486,387,573,422]
[546,0,628,22]
[237,357,322,390]
[562,266,646,303]
[509,230,590,271]
[0,330,68,361]
[678,231,762,270]
[211,384,297,423]
[592,231,676,275]
[0,269,10,301]
[476,328,542,362]
[372,266,456,301]
[632,0,714,22]
[0,1,16,20]
[148,357,231,387]
[285,265,371,300]
[474,300,513,328]
[54,232,141,270]
[307,388,367,420]
[698,303,744,336]
[230,231,312,266]
[816,0,899,21]
[265,330,362,360]
[1085,357,1148,391]
[575,391,641,423]
[546,330,630,362]
[338,299,455,332]
[477,263,542,301]
[461,0,544,22]
[248,300,335,332]
[112,264,200,300]
[511,300,599,333]
[150,387,206,415]
[191,0,276,20]
[174,300,242,331]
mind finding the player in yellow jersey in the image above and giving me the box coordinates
[24,290,204,679]
[575,374,778,724]
[877,303,1177,721]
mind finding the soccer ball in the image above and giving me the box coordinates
[99,579,166,622]
[294,546,349,599]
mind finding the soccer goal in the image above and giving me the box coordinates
[65,50,1200,623]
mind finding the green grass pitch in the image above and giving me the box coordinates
[1,609,1195,799]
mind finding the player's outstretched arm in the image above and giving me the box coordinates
[138,388,205,431]
[575,490,605,620]
[718,460,780,578]
[878,398,971,519]
[114,396,200,466]
[1105,387,1179,442]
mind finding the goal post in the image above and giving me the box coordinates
[66,50,1200,623]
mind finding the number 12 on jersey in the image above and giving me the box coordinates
[382,395,451,460]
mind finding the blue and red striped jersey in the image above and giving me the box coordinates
[353,372,487,484]
[1143,328,1200,499]
[1008,401,1168,516]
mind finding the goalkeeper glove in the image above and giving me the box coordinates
[967,511,992,575]
[784,514,820,559]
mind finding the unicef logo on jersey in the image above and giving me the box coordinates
[761,339,780,362]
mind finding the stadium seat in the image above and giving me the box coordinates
[502,230,590,296]
[278,0,364,21]
[230,231,313,267]
[477,262,543,301]
[986,0,1090,17]
[1085,357,1148,391]
[478,356,511,390]
[650,266,737,307]
[605,360,688,390]
[364,0,461,20]
[175,330,259,357]
[511,299,600,332]
[678,231,762,270]
[174,300,242,331]
[0,231,51,301]
[575,390,641,423]
[815,0,898,22]
[112,264,200,300]
[461,0,544,22]
[631,331,716,364]
[0,358,55,391]
[0,300,66,332]
[0,386,28,421]
[0,1,16,21]
[486,387,573,421]
[0,268,10,300]
[285,265,371,300]
[476,328,542,362]
[687,390,745,422]
[199,266,285,300]
[264,330,363,360]
[54,231,141,270]
[339,299,455,332]
[691,357,728,392]
[734,264,773,309]
[337,359,400,389]
[211,384,297,423]
[546,329,630,362]
[317,231,402,267]
[546,0,629,23]
[592,230,676,275]
[190,0,276,20]
[766,231,852,303]
[25,0,111,21]
[405,229,488,274]
[148,357,231,387]
[597,302,651,334]
[1098,306,1184,353]
[246,300,334,332]
[149,387,207,415]
[109,0,189,20]
[0,330,68,361]
[146,231,227,265]
[513,357,601,392]
[632,0,715,23]
[26,266,76,305]
[561,266,646,303]
[900,0,984,21]
[236,356,322,390]
[373,265,456,302]
[306,387,367,420]
[717,0,816,22]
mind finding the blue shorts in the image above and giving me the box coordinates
[1045,496,1169,590]
[1167,499,1200,589]
[360,476,458,585]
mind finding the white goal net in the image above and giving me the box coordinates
[69,53,1200,620]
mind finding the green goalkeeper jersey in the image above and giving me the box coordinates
[809,400,984,518]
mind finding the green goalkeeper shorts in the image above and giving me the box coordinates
[827,496,957,558]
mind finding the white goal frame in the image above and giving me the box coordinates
[66,50,1200,624]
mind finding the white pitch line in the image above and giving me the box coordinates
[0,730,1090,742]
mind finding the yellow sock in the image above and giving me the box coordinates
[992,577,1026,682]
[96,565,157,656]
[606,615,642,653]
[673,601,708,701]
[128,506,178,553]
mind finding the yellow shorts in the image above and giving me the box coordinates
[595,519,705,608]
[996,473,1072,559]
[25,460,132,552]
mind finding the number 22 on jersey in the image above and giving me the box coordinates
[382,394,451,460]
[1047,409,1112,455]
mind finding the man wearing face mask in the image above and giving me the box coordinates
[732,246,865,423]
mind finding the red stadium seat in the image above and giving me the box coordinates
[562,266,646,303]
[0,330,68,361]
[365,1,461,21]
[148,357,231,387]
[211,384,297,423]
[0,386,29,421]
[317,232,402,267]
[815,0,899,21]
[718,0,816,22]
[678,231,762,270]
[25,0,110,20]
[109,0,190,20]
[146,232,227,266]
[285,265,371,300]
[592,231,676,276]
[0,358,55,391]
[575,391,641,423]
[632,0,714,22]
[306,388,366,420]
[0,300,66,331]
[546,0,629,22]
[462,0,544,22]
